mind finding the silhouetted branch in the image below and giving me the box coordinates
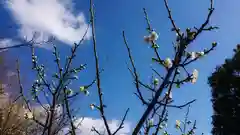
[183,45,216,66]
[163,0,182,38]
[183,105,191,133]
[131,0,216,134]
[63,86,76,135]
[0,33,54,51]
[123,31,149,105]
[92,127,102,135]
[90,0,112,134]
[16,59,45,127]
[112,108,130,135]
[160,99,196,109]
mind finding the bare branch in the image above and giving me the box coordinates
[183,45,215,66]
[63,86,76,135]
[160,99,196,109]
[0,33,54,51]
[163,0,182,38]
[113,108,130,135]
[131,0,216,134]
[90,0,112,134]
[123,31,149,105]
[190,0,214,42]
[91,127,103,135]
[143,8,164,65]
[16,59,45,127]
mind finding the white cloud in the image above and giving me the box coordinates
[5,0,91,47]
[0,38,16,52]
[73,117,131,135]
[23,104,131,135]
[6,70,16,77]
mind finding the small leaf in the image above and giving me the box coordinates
[163,131,168,135]
[52,73,59,79]
[237,44,240,50]
[176,69,180,74]
[80,86,86,92]
[80,64,86,70]
[149,118,154,127]
[151,43,159,49]
[176,83,180,88]
[212,42,217,47]
[84,90,89,96]
[90,104,95,110]
[96,106,101,110]
[73,75,79,80]
[153,78,159,85]
[72,69,78,73]
[152,58,160,63]
[159,125,163,130]
[187,120,192,125]
[146,27,151,32]
[176,80,181,88]
[66,89,72,95]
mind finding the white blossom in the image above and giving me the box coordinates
[149,118,154,126]
[164,58,173,69]
[150,31,159,41]
[72,75,79,80]
[144,36,151,43]
[175,120,181,128]
[84,90,89,96]
[144,31,159,44]
[191,52,197,60]
[191,69,199,84]
[90,104,95,110]
[24,111,33,119]
[162,123,167,128]
[165,91,172,99]
[159,125,163,130]
[198,51,205,56]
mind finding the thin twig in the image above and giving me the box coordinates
[113,108,130,135]
[160,99,196,109]
[16,59,45,127]
[189,0,214,42]
[163,0,182,38]
[123,31,148,105]
[92,127,102,135]
[183,104,191,133]
[90,0,112,134]
[63,87,76,135]
[143,8,163,65]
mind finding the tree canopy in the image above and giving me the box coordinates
[208,45,240,135]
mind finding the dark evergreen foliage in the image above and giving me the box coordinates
[208,45,240,135]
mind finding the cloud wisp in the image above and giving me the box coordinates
[4,0,91,47]
[74,117,132,135]
[28,104,131,135]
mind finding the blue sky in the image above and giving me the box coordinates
[0,0,240,134]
